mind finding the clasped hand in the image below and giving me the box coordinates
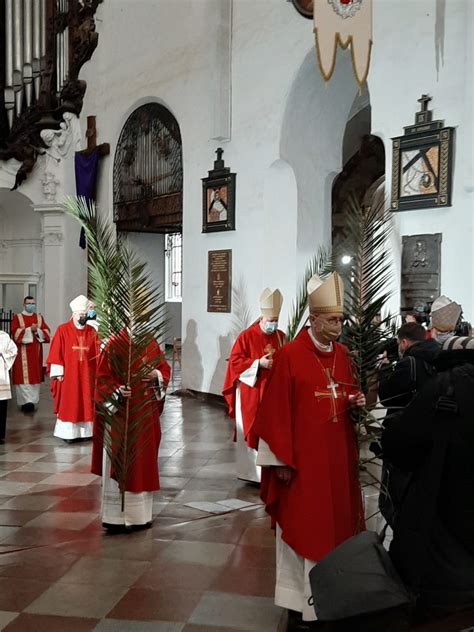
[259,353,273,370]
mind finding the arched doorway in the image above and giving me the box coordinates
[0,189,42,330]
[331,88,386,253]
[113,102,183,355]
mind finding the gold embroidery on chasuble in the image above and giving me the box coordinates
[72,336,90,362]
[264,344,276,356]
[17,313,30,382]
[313,365,348,423]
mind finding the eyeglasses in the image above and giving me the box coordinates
[323,317,344,325]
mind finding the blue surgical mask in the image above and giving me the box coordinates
[87,309,96,319]
[264,322,278,334]
[25,304,35,314]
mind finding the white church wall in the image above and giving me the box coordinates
[71,0,474,395]
[79,0,316,394]
[370,0,474,319]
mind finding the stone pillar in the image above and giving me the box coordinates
[34,202,87,336]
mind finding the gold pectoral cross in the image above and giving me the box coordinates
[72,336,90,362]
[314,368,343,423]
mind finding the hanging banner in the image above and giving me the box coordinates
[313,0,372,88]
[74,148,100,249]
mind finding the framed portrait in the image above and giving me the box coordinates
[391,96,455,212]
[202,149,236,233]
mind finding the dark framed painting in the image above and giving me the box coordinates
[202,148,236,233]
[391,95,455,212]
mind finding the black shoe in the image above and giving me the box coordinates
[129,521,152,531]
[0,438,4,445]
[103,523,130,535]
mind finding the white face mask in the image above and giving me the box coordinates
[263,321,278,334]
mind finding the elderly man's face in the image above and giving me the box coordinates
[309,312,343,343]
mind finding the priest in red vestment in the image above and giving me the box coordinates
[223,288,285,483]
[254,273,366,626]
[92,331,170,531]
[11,296,50,412]
[47,295,99,442]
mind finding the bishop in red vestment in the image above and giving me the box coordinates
[223,288,285,483]
[11,296,50,412]
[92,331,170,531]
[46,295,99,442]
[254,273,365,623]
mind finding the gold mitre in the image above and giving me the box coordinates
[259,288,283,318]
[431,295,462,332]
[307,273,344,313]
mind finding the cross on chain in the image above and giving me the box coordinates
[72,337,90,362]
[314,368,342,423]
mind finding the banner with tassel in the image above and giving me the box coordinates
[313,0,372,88]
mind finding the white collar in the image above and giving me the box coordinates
[308,328,333,353]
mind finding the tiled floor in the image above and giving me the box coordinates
[0,383,285,631]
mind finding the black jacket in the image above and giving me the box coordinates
[382,349,474,617]
[378,338,439,418]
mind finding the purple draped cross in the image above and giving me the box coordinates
[75,148,100,249]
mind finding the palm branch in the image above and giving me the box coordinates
[64,196,167,508]
[285,247,330,341]
[231,276,253,341]
[332,195,394,440]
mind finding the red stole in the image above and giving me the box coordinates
[254,328,365,561]
[222,321,285,449]
[11,313,50,385]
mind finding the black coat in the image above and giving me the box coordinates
[378,338,440,417]
[382,349,474,617]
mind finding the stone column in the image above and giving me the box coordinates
[34,203,67,335]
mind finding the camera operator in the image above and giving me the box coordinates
[378,323,439,414]
[376,322,440,525]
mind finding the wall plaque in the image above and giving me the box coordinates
[401,233,441,315]
[207,249,232,313]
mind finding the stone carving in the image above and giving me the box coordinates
[41,113,82,162]
[41,172,61,202]
[42,231,64,246]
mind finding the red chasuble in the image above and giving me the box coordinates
[91,335,171,493]
[11,313,50,385]
[254,328,365,562]
[222,321,285,449]
[46,320,99,422]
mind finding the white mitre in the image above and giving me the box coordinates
[69,294,89,313]
[431,295,462,332]
[307,272,344,313]
[259,288,283,319]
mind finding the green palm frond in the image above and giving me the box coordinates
[286,247,330,341]
[231,276,253,340]
[64,196,167,508]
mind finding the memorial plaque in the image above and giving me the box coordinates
[401,233,441,314]
[207,249,232,313]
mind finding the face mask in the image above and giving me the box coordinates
[78,316,88,326]
[25,304,35,314]
[264,322,278,334]
[87,309,96,320]
[321,323,342,341]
